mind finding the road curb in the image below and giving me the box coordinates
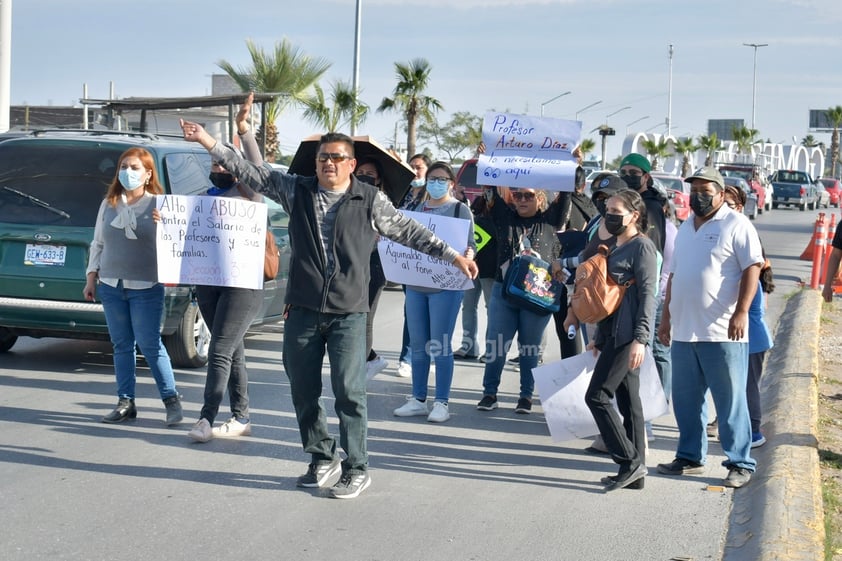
[723,288,824,561]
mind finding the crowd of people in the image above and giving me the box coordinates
[84,99,776,499]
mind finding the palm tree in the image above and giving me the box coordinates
[640,137,670,171]
[218,38,331,161]
[732,125,760,158]
[578,138,597,161]
[825,106,842,179]
[801,134,819,148]
[377,58,444,157]
[302,81,369,133]
[697,133,720,167]
[673,137,699,177]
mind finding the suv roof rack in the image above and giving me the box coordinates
[25,128,163,140]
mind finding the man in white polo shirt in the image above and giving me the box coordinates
[655,166,763,489]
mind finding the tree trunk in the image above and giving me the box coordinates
[406,116,416,159]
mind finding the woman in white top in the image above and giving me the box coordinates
[83,147,182,426]
[393,162,475,423]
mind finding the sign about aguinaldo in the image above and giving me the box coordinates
[155,195,267,289]
[378,210,474,291]
[477,112,581,191]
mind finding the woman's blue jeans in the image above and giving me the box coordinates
[671,340,756,471]
[196,285,263,424]
[98,282,177,400]
[482,282,552,399]
[404,288,464,403]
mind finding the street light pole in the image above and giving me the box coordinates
[743,42,768,130]
[350,0,362,135]
[575,100,602,121]
[626,116,650,136]
[605,106,631,123]
[540,91,571,117]
[666,44,674,137]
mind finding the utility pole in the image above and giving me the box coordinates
[666,44,673,137]
[350,0,362,135]
[0,0,12,133]
[743,43,768,130]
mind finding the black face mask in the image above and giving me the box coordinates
[595,199,608,217]
[356,174,378,186]
[209,172,235,190]
[690,192,717,217]
[603,213,628,236]
[622,174,642,191]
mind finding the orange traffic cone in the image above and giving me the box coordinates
[802,212,827,261]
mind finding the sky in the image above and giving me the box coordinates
[7,0,842,162]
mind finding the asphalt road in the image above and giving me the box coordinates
[0,203,824,561]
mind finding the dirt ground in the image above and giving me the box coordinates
[817,300,842,559]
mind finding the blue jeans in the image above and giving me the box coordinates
[405,288,464,402]
[283,307,368,474]
[482,282,552,399]
[196,285,263,424]
[671,341,756,471]
[458,277,494,356]
[98,282,177,400]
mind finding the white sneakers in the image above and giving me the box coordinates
[188,418,213,442]
[396,361,412,378]
[366,356,389,381]
[189,417,251,442]
[393,397,429,417]
[212,417,252,437]
[395,361,435,378]
[427,402,450,423]
[393,397,450,423]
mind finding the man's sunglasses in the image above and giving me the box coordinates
[317,152,352,163]
[511,191,536,201]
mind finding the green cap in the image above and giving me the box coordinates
[619,153,651,173]
[685,166,725,189]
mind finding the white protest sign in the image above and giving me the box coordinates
[377,210,473,291]
[532,349,669,442]
[156,195,267,289]
[477,112,581,191]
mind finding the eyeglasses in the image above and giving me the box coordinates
[619,170,644,177]
[511,191,536,201]
[317,152,352,163]
[427,177,450,186]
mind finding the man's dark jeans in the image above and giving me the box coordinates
[196,285,263,424]
[284,307,368,474]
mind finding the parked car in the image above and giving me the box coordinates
[723,176,758,220]
[651,173,688,222]
[718,163,766,213]
[815,181,831,209]
[770,169,818,211]
[819,178,841,207]
[453,158,483,203]
[0,130,289,367]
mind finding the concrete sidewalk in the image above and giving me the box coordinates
[724,288,825,561]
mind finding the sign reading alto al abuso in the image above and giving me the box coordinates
[477,112,581,191]
[155,194,268,289]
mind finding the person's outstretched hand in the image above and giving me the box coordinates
[236,92,254,135]
[180,119,214,149]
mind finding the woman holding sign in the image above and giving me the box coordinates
[83,148,183,426]
[187,96,267,443]
[393,162,475,423]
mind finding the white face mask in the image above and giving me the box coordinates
[410,178,426,188]
[118,168,147,191]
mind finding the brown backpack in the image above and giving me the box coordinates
[571,244,634,324]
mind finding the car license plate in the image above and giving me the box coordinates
[25,243,67,266]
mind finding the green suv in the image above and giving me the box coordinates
[0,130,288,367]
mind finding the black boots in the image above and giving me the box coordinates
[163,394,183,426]
[102,398,137,423]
